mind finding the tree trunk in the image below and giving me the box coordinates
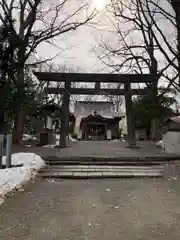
[149,53,158,141]
[0,107,6,134]
[12,107,24,144]
[151,118,158,141]
[177,19,180,86]
[176,11,180,85]
[12,66,25,144]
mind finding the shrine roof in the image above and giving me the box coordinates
[32,102,75,119]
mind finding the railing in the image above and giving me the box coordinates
[0,134,12,169]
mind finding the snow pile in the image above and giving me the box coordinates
[56,134,78,143]
[0,153,45,205]
[110,139,120,142]
[156,140,165,149]
[23,134,37,141]
[69,135,78,142]
[56,134,60,140]
[56,134,60,145]
[43,144,56,148]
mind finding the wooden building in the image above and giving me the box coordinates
[33,102,75,134]
[80,113,121,140]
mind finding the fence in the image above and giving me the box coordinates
[0,134,12,169]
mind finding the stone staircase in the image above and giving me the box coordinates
[38,158,166,179]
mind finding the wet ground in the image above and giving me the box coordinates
[1,166,180,240]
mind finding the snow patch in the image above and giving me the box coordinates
[56,134,78,142]
[0,153,45,205]
[69,135,78,142]
[23,134,37,141]
[156,140,165,149]
[56,134,60,140]
[43,144,56,148]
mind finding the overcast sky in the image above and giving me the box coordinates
[36,1,111,72]
[35,0,175,76]
[36,25,104,72]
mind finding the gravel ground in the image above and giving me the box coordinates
[1,164,180,240]
[11,141,180,159]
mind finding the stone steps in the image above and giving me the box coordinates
[43,155,180,163]
[43,160,170,166]
[42,155,178,167]
[39,165,164,171]
[38,165,164,179]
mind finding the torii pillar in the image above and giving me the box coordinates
[59,80,71,148]
[124,80,137,148]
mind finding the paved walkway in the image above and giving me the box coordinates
[12,141,179,160]
[49,141,171,158]
[1,171,180,239]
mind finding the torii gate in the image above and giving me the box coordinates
[34,72,153,148]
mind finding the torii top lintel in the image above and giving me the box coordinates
[33,72,153,83]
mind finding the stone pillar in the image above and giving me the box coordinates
[59,80,71,148]
[124,80,137,147]
[46,116,53,130]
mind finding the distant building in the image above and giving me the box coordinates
[74,101,124,140]
[32,102,75,134]
[162,115,180,153]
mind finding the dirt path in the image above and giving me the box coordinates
[1,177,180,240]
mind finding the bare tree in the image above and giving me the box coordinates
[37,61,97,107]
[0,0,96,143]
[97,0,177,139]
[166,0,180,82]
[101,83,123,114]
[36,61,85,105]
[100,0,175,79]
[129,0,178,83]
[140,0,180,91]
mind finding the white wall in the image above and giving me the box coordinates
[119,116,127,135]
[163,131,180,154]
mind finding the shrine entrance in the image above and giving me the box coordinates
[83,123,106,141]
[34,72,154,148]
[81,114,106,141]
[80,112,121,141]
